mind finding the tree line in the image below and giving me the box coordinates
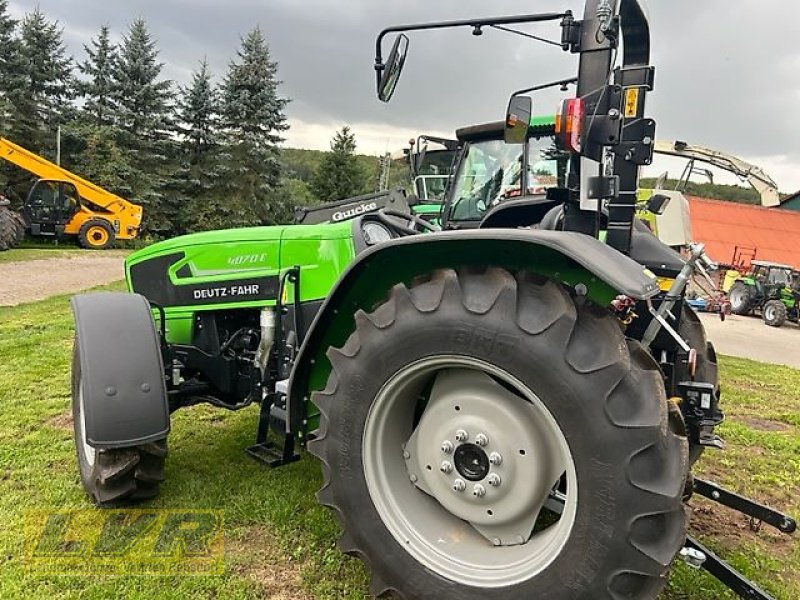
[0,3,395,238]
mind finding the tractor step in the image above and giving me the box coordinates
[245,383,301,468]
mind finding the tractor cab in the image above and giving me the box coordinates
[441,116,566,229]
[22,179,82,236]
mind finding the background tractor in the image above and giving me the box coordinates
[69,2,795,599]
[729,260,800,327]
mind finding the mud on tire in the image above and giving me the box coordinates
[310,267,688,600]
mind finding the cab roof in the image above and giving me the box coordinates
[456,115,556,143]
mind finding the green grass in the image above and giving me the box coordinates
[0,245,130,264]
[0,290,797,599]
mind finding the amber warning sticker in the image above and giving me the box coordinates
[624,88,639,118]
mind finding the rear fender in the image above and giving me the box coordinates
[71,292,169,449]
[287,230,660,433]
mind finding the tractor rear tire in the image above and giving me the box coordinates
[78,219,115,250]
[71,342,166,505]
[728,282,752,316]
[310,268,688,600]
[763,299,787,327]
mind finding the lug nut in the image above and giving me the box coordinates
[403,450,410,459]
[475,433,488,447]
[455,429,469,442]
[487,474,501,487]
[410,474,418,483]
[441,440,454,454]
[472,484,486,498]
[489,452,503,466]
[440,461,453,474]
[453,479,466,492]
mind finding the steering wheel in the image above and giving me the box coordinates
[377,209,438,236]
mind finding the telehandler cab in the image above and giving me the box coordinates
[70,1,795,598]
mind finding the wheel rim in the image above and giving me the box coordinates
[77,385,96,466]
[765,305,775,321]
[362,356,578,588]
[87,226,108,246]
[730,287,745,309]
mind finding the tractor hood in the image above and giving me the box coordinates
[125,221,356,310]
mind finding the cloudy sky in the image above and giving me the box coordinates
[10,0,800,192]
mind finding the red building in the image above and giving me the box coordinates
[688,196,800,268]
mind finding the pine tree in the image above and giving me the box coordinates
[172,59,222,232]
[77,25,117,126]
[176,58,218,159]
[217,26,289,226]
[312,126,365,202]
[112,18,172,139]
[9,8,73,153]
[111,18,176,234]
[0,0,22,133]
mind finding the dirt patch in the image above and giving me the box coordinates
[688,497,797,559]
[0,253,126,306]
[740,416,792,432]
[46,411,73,430]
[227,526,312,600]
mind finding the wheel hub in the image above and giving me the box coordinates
[454,443,490,481]
[404,368,567,546]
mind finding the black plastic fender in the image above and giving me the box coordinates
[71,292,169,448]
[287,229,660,432]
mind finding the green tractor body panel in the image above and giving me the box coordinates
[125,221,356,345]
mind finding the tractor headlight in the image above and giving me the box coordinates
[363,222,392,246]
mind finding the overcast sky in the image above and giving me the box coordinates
[10,0,800,192]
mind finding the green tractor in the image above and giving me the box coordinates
[69,2,795,598]
[729,260,800,327]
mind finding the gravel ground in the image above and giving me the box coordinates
[0,254,126,306]
[699,312,800,369]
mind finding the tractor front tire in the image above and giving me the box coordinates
[728,282,752,316]
[71,342,166,505]
[763,299,787,327]
[310,268,688,600]
[78,219,115,250]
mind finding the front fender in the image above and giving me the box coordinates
[287,230,659,433]
[71,292,169,448]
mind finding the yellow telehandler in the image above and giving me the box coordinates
[0,137,142,249]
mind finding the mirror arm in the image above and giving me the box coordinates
[375,11,569,86]
[511,76,578,99]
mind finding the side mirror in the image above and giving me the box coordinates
[504,95,532,144]
[647,193,671,215]
[377,34,409,103]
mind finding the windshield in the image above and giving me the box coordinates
[448,135,566,221]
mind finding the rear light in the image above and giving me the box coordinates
[555,97,584,153]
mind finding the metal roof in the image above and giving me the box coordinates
[688,196,800,268]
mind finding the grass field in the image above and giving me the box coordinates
[0,245,130,265]
[0,287,797,599]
